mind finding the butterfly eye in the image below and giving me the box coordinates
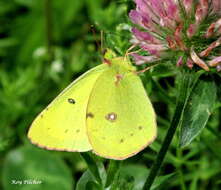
[68,98,75,104]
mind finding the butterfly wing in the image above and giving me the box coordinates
[28,64,107,152]
[86,67,157,159]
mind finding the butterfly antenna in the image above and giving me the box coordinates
[124,45,144,61]
[127,47,143,56]
[134,62,160,75]
[101,30,104,55]
[90,25,103,60]
[124,45,136,60]
[135,67,151,74]
[100,31,112,65]
[90,25,100,49]
[124,45,159,74]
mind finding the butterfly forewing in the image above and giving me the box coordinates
[28,65,107,152]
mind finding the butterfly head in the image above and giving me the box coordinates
[103,49,136,72]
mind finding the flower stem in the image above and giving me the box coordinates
[143,70,190,190]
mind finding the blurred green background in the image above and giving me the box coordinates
[0,0,221,190]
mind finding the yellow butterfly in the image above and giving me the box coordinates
[28,50,157,160]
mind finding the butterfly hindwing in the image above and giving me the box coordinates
[86,60,157,159]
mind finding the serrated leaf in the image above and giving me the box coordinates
[180,77,217,147]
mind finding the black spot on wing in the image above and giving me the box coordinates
[138,126,143,130]
[68,98,75,104]
[86,112,94,118]
[76,129,80,133]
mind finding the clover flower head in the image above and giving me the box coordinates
[129,0,221,71]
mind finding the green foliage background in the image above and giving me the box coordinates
[0,0,221,190]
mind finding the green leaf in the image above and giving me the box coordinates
[86,181,103,190]
[105,160,121,187]
[151,173,175,190]
[80,153,104,185]
[15,0,37,8]
[180,77,217,147]
[75,169,103,190]
[110,175,134,190]
[112,164,148,190]
[2,145,73,190]
[214,74,221,101]
[76,170,97,190]
[151,62,176,78]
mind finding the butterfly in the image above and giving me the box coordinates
[28,49,157,160]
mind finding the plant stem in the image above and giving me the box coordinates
[81,153,102,185]
[177,149,186,190]
[44,0,54,62]
[143,70,190,190]
[105,160,122,187]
